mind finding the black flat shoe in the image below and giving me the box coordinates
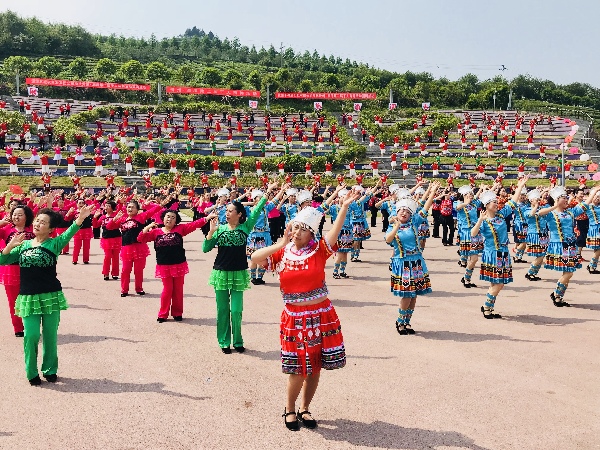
[44,374,57,383]
[112,276,119,280]
[468,282,478,288]
[83,261,89,264]
[136,291,146,295]
[297,410,317,429]
[404,325,416,335]
[221,347,232,354]
[458,261,467,267]
[104,276,110,281]
[173,316,183,322]
[550,292,568,307]
[234,346,245,353]
[283,409,300,431]
[339,272,349,278]
[461,277,472,288]
[15,331,24,337]
[332,273,341,279]
[587,266,600,274]
[72,261,77,265]
[29,375,42,386]
[120,293,128,297]
[395,322,409,335]
[481,306,494,319]
[157,318,167,323]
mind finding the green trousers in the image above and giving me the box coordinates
[215,290,244,348]
[22,311,61,381]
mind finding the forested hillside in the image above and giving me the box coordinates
[1,10,599,118]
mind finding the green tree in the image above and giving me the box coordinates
[146,61,169,81]
[95,58,117,79]
[201,67,222,85]
[177,64,196,84]
[68,57,89,79]
[247,70,261,89]
[35,56,63,77]
[119,60,145,81]
[223,69,243,89]
[2,55,32,76]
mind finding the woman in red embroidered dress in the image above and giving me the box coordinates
[251,190,360,431]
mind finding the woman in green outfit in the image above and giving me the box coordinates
[203,182,279,354]
[0,204,93,385]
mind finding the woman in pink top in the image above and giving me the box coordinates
[138,210,216,322]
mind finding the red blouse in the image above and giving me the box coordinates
[270,238,337,304]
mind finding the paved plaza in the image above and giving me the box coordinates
[0,221,598,449]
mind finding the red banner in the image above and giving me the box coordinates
[26,78,151,91]
[166,86,260,97]
[275,92,377,100]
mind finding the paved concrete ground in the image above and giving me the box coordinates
[0,221,599,450]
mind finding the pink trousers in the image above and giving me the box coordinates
[102,248,120,277]
[4,284,23,334]
[121,258,146,294]
[72,237,91,263]
[159,276,185,319]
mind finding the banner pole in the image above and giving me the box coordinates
[16,69,20,95]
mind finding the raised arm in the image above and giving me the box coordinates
[326,190,361,245]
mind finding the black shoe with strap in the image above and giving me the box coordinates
[297,410,317,429]
[283,409,299,431]
[404,324,416,335]
[395,322,409,335]
[481,306,494,319]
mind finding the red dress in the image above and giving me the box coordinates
[270,239,345,376]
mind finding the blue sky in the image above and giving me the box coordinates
[4,0,599,88]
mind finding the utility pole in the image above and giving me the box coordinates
[15,69,20,95]
[279,42,284,68]
[266,84,270,111]
[157,82,162,104]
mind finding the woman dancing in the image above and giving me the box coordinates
[386,181,439,334]
[251,189,360,431]
[470,176,529,319]
[0,204,93,385]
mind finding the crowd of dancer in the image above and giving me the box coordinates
[0,175,598,429]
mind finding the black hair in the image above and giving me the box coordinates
[37,208,63,229]
[456,193,465,202]
[105,200,117,211]
[231,201,247,224]
[128,200,140,211]
[11,205,34,227]
[161,209,181,224]
[547,196,555,207]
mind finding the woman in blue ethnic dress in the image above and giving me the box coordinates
[454,185,483,288]
[536,185,600,306]
[385,181,440,335]
[246,187,286,285]
[470,176,529,319]
[585,189,600,274]
[524,188,550,281]
[349,184,378,262]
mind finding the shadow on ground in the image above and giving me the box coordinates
[43,377,209,400]
[59,334,142,345]
[503,314,599,326]
[68,304,111,311]
[415,330,550,343]
[314,419,490,450]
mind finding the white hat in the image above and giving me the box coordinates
[395,188,411,199]
[338,189,349,198]
[519,188,528,195]
[395,198,418,214]
[352,185,365,194]
[527,190,541,201]
[296,190,313,205]
[549,186,567,201]
[458,185,473,195]
[285,188,298,196]
[293,207,323,234]
[217,188,230,197]
[250,189,264,200]
[480,190,498,206]
[414,187,426,195]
